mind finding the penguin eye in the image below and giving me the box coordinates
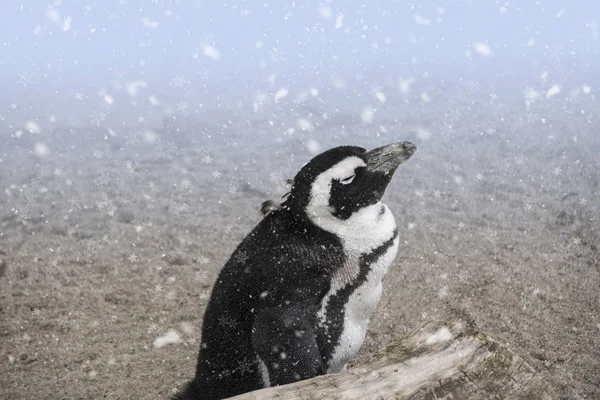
[340,174,355,185]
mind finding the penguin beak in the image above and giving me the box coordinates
[365,141,416,176]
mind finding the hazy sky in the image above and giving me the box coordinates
[1,1,598,122]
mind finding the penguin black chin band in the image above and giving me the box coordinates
[173,142,416,400]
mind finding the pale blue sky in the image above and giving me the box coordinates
[1,0,598,120]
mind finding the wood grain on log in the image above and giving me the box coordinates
[232,319,558,400]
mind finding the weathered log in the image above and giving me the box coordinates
[232,319,558,400]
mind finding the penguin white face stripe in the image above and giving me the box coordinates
[305,156,368,236]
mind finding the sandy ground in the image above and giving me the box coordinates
[1,86,599,399]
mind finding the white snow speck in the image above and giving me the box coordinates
[34,143,50,157]
[103,95,114,105]
[332,77,346,90]
[318,6,332,19]
[546,84,561,98]
[149,95,161,106]
[46,8,60,23]
[361,107,375,123]
[309,87,319,97]
[274,88,288,103]
[126,80,146,97]
[335,14,344,29]
[416,128,432,141]
[399,77,414,94]
[582,85,591,94]
[527,38,536,47]
[297,119,314,132]
[375,92,386,103]
[142,17,160,28]
[63,16,72,32]
[420,92,431,102]
[26,121,41,134]
[307,139,321,155]
[414,15,431,25]
[438,285,449,298]
[143,130,158,144]
[473,42,493,57]
[179,322,195,336]
[201,44,221,60]
[425,327,453,344]
[153,329,181,348]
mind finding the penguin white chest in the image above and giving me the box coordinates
[320,203,400,373]
[328,235,399,372]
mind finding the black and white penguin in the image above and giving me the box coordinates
[174,141,416,400]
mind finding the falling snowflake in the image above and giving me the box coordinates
[94,172,111,186]
[526,113,538,124]
[171,74,188,88]
[197,68,211,80]
[198,255,210,265]
[17,72,34,87]
[217,315,237,329]
[547,45,562,61]
[523,86,539,103]
[552,166,562,176]
[235,250,249,264]
[269,48,287,64]
[235,359,255,375]
[176,101,188,112]
[124,132,141,147]
[482,228,497,242]
[90,110,107,126]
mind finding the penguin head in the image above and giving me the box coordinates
[282,141,416,223]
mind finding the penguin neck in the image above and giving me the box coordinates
[279,202,336,240]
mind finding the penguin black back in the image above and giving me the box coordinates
[174,142,416,399]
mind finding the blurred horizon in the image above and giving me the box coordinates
[1,0,599,128]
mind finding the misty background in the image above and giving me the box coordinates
[2,1,599,126]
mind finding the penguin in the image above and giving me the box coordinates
[174,141,416,400]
